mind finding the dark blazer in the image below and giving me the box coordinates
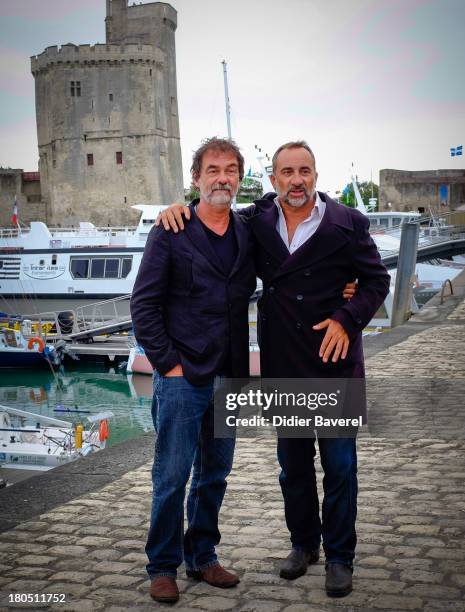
[245,193,390,379]
[130,202,256,385]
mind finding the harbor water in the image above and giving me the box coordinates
[0,364,154,449]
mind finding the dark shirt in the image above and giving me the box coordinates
[198,214,238,276]
[197,212,239,375]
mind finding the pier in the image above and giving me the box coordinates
[1,272,464,610]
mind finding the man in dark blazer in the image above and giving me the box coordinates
[130,138,256,603]
[158,140,390,599]
[246,142,390,597]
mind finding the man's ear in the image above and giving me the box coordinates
[192,174,199,189]
[270,174,277,191]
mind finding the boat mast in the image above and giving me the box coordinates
[222,60,233,141]
[221,60,236,210]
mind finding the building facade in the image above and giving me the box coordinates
[379,169,465,213]
[31,0,183,226]
[0,169,44,228]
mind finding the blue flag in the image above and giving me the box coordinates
[451,145,463,157]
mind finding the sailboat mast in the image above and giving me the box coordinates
[222,60,232,141]
[221,60,236,210]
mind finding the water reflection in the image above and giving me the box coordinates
[0,365,154,447]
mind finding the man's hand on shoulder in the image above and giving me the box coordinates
[313,319,349,363]
[164,364,184,377]
[155,203,190,233]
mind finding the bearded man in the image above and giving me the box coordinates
[130,137,256,603]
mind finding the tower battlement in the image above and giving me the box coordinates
[31,43,163,74]
[30,1,183,227]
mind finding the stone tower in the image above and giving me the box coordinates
[31,0,183,226]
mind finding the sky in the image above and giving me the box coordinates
[0,0,464,196]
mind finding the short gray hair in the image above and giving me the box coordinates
[272,141,316,173]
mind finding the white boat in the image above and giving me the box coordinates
[0,405,113,471]
[0,204,166,314]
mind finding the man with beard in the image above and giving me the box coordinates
[157,141,390,598]
[130,138,256,603]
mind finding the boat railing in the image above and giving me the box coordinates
[1,310,70,342]
[46,226,138,237]
[74,294,132,334]
[0,228,27,239]
[373,212,465,258]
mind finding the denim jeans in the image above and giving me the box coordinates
[277,437,357,567]
[146,372,235,578]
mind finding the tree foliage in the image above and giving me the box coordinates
[338,181,379,210]
[184,177,263,204]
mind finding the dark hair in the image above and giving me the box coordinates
[272,140,316,173]
[191,137,245,180]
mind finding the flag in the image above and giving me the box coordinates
[450,145,463,157]
[247,166,252,177]
[12,195,19,227]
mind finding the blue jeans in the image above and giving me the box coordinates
[146,373,235,578]
[277,437,357,567]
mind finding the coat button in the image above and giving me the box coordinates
[296,294,303,301]
[265,261,271,265]
[304,270,311,277]
[269,286,275,294]
[296,322,302,329]
[261,315,267,322]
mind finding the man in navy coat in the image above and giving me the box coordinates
[155,140,390,598]
[246,142,390,597]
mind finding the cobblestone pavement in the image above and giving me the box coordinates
[1,299,465,611]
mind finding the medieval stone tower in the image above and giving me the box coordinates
[31,0,184,226]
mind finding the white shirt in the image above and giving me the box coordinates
[275,192,326,254]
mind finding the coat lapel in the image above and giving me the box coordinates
[273,198,354,279]
[247,200,289,266]
[248,195,355,279]
[229,212,251,278]
[183,202,225,275]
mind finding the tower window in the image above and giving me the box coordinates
[116,151,123,165]
[70,81,81,97]
[87,153,94,166]
[109,93,113,101]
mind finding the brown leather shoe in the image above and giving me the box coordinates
[186,563,240,588]
[149,576,179,603]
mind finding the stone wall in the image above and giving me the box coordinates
[0,169,46,228]
[379,169,465,213]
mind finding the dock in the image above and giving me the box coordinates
[1,272,465,610]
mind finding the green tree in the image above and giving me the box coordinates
[338,181,379,210]
[237,177,263,203]
[184,177,264,204]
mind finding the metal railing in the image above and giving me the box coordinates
[74,294,131,334]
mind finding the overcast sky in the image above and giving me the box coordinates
[0,0,464,196]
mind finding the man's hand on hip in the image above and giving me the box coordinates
[165,364,184,377]
[155,203,190,232]
[313,319,349,363]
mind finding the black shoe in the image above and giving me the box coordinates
[279,548,320,580]
[325,563,353,598]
